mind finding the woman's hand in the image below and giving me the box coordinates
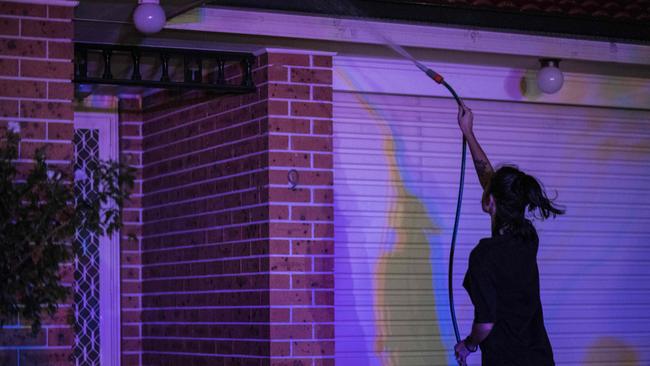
[454,341,472,366]
[457,102,473,137]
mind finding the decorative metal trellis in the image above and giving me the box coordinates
[73,43,256,92]
[73,129,101,366]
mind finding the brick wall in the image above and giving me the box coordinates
[137,50,334,366]
[263,51,335,366]
[0,1,75,365]
[119,96,145,366]
[139,80,270,366]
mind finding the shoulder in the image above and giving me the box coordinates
[469,238,497,265]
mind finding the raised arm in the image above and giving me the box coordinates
[457,103,494,189]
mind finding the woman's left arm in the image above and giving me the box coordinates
[454,322,494,365]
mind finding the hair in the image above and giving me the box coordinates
[486,165,565,240]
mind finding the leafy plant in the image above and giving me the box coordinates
[0,129,135,334]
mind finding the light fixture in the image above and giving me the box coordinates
[537,58,564,94]
[133,0,166,35]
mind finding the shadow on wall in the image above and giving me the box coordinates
[583,337,640,366]
[373,137,447,365]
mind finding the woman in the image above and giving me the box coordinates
[453,103,564,366]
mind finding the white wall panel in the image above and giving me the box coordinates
[333,88,650,366]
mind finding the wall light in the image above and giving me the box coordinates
[133,0,166,35]
[537,58,564,94]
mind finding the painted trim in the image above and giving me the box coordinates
[9,0,78,6]
[166,6,650,66]
[254,47,337,57]
[334,56,650,110]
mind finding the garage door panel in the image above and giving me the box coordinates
[334,90,650,365]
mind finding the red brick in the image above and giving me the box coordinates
[313,154,333,170]
[291,206,333,221]
[314,188,333,203]
[268,83,310,100]
[312,55,333,68]
[270,290,312,305]
[0,79,46,98]
[292,307,334,322]
[0,58,17,76]
[270,170,332,186]
[293,341,335,356]
[271,309,290,323]
[48,5,74,19]
[0,39,45,57]
[268,64,289,81]
[292,240,334,255]
[11,121,45,139]
[291,68,332,84]
[121,354,140,366]
[20,141,72,160]
[291,102,332,118]
[269,222,311,238]
[269,151,310,167]
[0,99,17,117]
[292,274,333,288]
[315,358,335,366]
[47,122,73,140]
[47,81,73,100]
[20,100,72,119]
[269,135,288,149]
[270,341,291,356]
[0,328,46,346]
[0,17,18,36]
[314,257,334,272]
[252,239,288,255]
[0,3,46,17]
[269,205,289,220]
[269,256,311,272]
[313,86,332,101]
[314,223,334,238]
[21,59,73,79]
[270,324,312,339]
[269,187,310,203]
[21,19,72,39]
[268,53,310,66]
[268,117,310,134]
[269,100,288,115]
[47,41,72,59]
[47,327,73,346]
[313,120,333,135]
[315,291,334,305]
[292,136,332,152]
[19,349,72,365]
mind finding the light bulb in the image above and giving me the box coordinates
[536,58,564,94]
[133,1,166,34]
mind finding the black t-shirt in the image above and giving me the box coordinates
[463,226,555,366]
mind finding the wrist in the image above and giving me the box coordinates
[463,336,478,353]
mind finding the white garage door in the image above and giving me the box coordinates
[333,90,650,366]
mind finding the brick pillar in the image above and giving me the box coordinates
[118,96,145,366]
[262,50,335,366]
[0,1,75,365]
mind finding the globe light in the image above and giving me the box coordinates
[133,0,166,35]
[536,58,564,94]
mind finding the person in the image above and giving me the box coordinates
[453,102,564,366]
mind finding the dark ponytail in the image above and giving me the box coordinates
[521,174,565,219]
[488,165,565,240]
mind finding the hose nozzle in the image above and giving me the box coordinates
[415,62,445,84]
